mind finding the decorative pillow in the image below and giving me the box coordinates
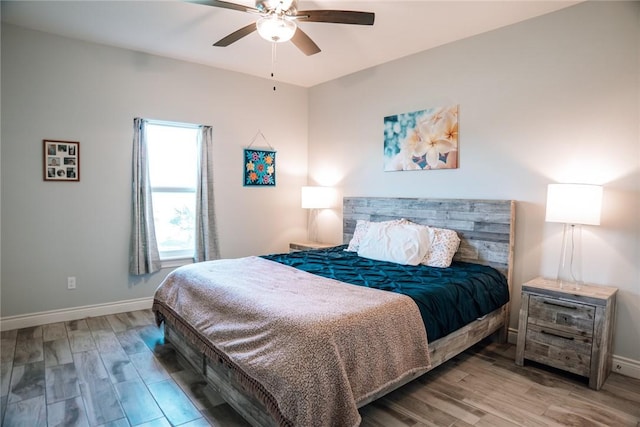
[421,227,460,268]
[357,222,432,266]
[345,218,406,252]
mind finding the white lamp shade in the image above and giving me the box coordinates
[545,183,603,225]
[301,186,334,209]
[256,16,296,43]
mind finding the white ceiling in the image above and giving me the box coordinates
[1,1,580,88]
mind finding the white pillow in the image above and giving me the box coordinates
[421,227,460,268]
[357,222,432,265]
[345,218,406,252]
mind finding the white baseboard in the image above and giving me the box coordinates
[611,354,640,380]
[508,327,518,345]
[0,297,154,331]
[508,327,640,380]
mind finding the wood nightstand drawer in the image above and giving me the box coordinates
[515,277,618,390]
[527,295,595,337]
[524,324,592,377]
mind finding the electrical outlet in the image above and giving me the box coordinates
[67,276,76,290]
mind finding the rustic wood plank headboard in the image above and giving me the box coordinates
[342,197,515,287]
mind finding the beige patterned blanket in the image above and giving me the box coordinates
[153,256,431,427]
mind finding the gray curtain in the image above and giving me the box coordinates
[129,118,161,275]
[194,126,220,262]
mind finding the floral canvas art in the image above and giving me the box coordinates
[384,105,459,171]
[244,148,276,186]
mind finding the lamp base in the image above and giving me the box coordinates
[307,208,319,243]
[557,279,582,291]
[556,223,583,290]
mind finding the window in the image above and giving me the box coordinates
[131,117,217,275]
[146,121,199,260]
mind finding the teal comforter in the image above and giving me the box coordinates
[262,245,509,341]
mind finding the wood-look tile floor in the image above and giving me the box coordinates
[0,309,638,427]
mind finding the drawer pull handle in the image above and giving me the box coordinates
[541,329,575,341]
[543,301,578,310]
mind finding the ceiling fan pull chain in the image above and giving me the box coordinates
[271,42,277,91]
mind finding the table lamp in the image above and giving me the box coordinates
[545,183,603,289]
[301,186,335,242]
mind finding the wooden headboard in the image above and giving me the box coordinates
[343,197,515,287]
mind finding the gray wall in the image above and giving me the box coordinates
[308,1,640,361]
[1,24,309,317]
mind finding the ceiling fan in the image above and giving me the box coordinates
[190,0,375,56]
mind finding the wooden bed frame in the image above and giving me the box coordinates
[161,197,515,427]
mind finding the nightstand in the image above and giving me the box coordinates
[289,241,336,252]
[515,277,617,390]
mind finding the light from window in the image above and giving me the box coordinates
[146,122,199,260]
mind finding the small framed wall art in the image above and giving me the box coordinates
[243,130,276,187]
[244,148,276,187]
[43,139,80,181]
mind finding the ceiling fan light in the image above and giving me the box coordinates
[256,15,296,43]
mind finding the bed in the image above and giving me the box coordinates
[152,197,515,427]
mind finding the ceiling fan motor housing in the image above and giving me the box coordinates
[256,0,297,15]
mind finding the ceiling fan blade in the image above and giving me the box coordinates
[213,22,257,47]
[187,0,258,14]
[295,10,375,26]
[291,27,321,56]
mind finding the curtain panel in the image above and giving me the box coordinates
[195,126,220,262]
[129,117,161,275]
